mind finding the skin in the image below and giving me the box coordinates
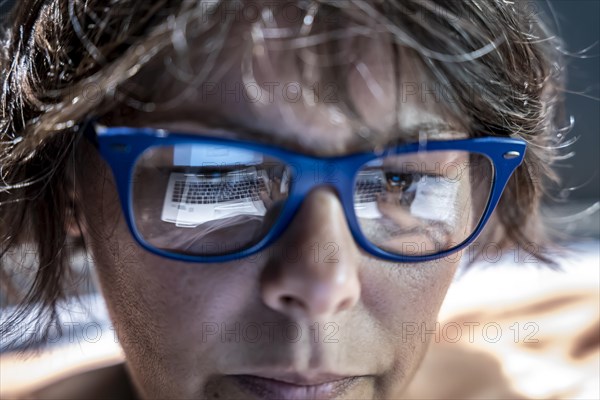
[74,4,472,399]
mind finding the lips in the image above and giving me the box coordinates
[231,374,362,400]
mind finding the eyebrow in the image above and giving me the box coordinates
[386,122,468,144]
[220,120,465,150]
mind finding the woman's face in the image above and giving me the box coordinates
[76,9,467,399]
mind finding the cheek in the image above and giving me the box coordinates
[360,257,459,353]
[357,257,458,393]
[78,155,262,394]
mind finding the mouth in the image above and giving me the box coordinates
[231,374,363,400]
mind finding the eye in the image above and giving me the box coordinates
[384,172,417,192]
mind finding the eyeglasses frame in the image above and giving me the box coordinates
[87,123,526,264]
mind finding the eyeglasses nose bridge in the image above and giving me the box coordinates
[288,155,361,196]
[282,156,363,235]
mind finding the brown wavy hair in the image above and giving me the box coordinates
[1,0,567,350]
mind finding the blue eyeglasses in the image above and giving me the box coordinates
[88,123,526,263]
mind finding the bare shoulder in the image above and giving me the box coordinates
[26,363,137,400]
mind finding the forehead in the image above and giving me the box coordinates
[107,1,467,155]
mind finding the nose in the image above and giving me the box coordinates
[260,187,361,322]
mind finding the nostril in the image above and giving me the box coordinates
[337,298,352,312]
[280,295,304,310]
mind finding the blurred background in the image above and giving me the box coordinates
[0,1,598,399]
